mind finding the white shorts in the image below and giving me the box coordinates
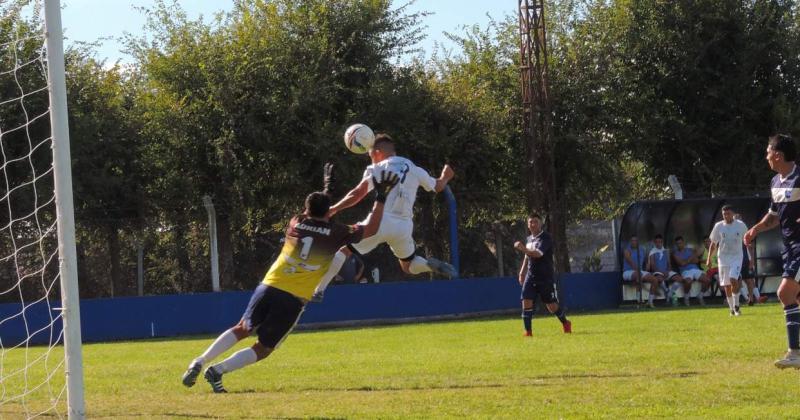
[623,270,651,282]
[653,271,679,280]
[352,214,415,259]
[681,268,705,281]
[718,265,742,287]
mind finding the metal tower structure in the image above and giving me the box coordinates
[518,0,570,273]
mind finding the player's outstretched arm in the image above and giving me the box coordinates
[744,212,778,245]
[360,171,399,238]
[434,164,455,193]
[323,162,336,198]
[328,179,371,218]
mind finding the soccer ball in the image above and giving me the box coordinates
[343,123,375,154]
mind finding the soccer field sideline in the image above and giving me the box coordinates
[3,304,800,418]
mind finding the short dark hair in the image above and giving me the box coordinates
[654,234,663,240]
[721,204,734,212]
[305,192,331,218]
[528,213,543,221]
[674,235,684,242]
[769,133,796,162]
[373,133,394,150]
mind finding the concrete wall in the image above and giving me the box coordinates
[567,219,617,273]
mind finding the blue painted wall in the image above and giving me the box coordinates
[0,273,621,345]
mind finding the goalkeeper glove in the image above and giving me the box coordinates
[323,162,335,196]
[372,170,399,203]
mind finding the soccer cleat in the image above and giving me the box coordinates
[730,310,735,317]
[734,306,741,316]
[182,361,202,387]
[775,350,800,369]
[562,320,572,334]
[310,291,324,303]
[523,331,532,337]
[204,366,227,393]
[426,257,458,278]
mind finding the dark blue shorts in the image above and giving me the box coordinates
[242,284,305,348]
[782,244,800,280]
[521,277,558,304]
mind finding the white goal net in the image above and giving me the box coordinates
[0,1,83,418]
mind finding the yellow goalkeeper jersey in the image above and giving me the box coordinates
[263,214,364,300]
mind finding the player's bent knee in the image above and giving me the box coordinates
[251,342,274,361]
[232,319,251,340]
[522,299,534,310]
[398,260,413,274]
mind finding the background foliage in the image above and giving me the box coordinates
[2,0,799,297]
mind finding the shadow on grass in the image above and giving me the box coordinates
[224,370,702,395]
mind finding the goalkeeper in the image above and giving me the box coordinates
[181,169,398,393]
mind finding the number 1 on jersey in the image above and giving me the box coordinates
[299,236,313,260]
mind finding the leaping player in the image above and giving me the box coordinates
[181,171,399,393]
[312,133,456,301]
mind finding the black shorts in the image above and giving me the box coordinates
[242,284,305,348]
[521,277,558,304]
[740,264,754,279]
[782,244,800,280]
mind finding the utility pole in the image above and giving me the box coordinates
[518,0,570,273]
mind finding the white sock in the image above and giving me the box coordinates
[195,329,238,366]
[215,347,258,374]
[754,287,761,299]
[740,287,748,299]
[314,251,347,294]
[733,293,740,308]
[648,292,654,304]
[408,256,432,274]
[726,295,735,311]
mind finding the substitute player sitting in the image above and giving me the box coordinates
[312,133,456,301]
[622,235,659,307]
[180,171,398,393]
[673,236,711,305]
[706,205,748,316]
[648,234,686,306]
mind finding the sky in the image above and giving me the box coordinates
[60,0,517,64]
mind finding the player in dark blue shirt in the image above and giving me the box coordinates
[745,134,800,369]
[513,213,572,336]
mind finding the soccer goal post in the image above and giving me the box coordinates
[0,0,84,418]
[44,0,85,418]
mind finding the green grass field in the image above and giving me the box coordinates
[4,303,800,419]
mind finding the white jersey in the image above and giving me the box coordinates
[363,156,437,220]
[709,219,747,264]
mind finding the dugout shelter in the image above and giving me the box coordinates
[617,197,782,301]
